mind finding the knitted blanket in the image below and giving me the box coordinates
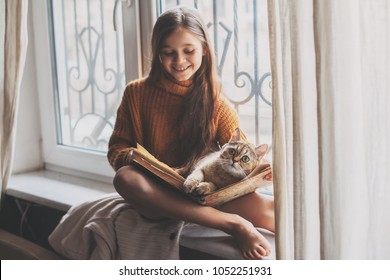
[48,193,184,259]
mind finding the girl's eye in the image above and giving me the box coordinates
[241,155,250,162]
[184,49,195,54]
[161,51,175,56]
[228,149,236,156]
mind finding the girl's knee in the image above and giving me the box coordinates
[113,166,149,198]
[261,194,275,218]
[113,166,131,189]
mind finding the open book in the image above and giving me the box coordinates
[128,144,273,206]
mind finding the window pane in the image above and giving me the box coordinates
[50,0,125,152]
[159,0,272,146]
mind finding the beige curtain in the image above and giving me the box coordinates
[269,0,390,259]
[0,0,28,208]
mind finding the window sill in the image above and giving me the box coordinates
[7,169,114,212]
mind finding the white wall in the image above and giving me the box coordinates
[12,4,43,174]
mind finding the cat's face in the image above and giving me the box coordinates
[215,128,268,177]
[219,141,268,177]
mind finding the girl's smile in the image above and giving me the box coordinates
[160,28,205,81]
[172,65,191,72]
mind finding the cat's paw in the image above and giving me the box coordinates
[183,178,200,194]
[192,182,217,196]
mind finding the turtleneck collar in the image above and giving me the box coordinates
[149,72,193,96]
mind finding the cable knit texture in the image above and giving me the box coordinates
[107,76,239,171]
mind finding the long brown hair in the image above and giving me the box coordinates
[149,6,221,172]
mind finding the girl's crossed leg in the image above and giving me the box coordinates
[113,165,274,260]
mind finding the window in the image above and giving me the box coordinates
[32,0,148,180]
[33,0,271,181]
[50,0,126,153]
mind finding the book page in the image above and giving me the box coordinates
[136,144,176,171]
[135,144,184,183]
[246,163,272,179]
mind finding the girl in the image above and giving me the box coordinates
[107,6,274,260]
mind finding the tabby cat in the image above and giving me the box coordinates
[183,128,268,196]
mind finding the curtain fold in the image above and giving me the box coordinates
[269,0,390,259]
[0,0,29,209]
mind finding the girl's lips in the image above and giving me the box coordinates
[173,65,191,71]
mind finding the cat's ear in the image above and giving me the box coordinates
[255,144,268,159]
[229,128,241,142]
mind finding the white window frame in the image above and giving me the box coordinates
[31,0,156,182]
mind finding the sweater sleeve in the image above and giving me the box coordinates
[107,82,144,171]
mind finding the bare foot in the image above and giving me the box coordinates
[230,216,271,260]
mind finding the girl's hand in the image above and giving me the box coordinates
[263,171,273,181]
[173,167,186,175]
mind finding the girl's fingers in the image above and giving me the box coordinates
[251,248,264,259]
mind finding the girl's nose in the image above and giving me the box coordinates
[174,53,186,63]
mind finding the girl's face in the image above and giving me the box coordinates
[160,28,205,82]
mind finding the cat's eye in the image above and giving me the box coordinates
[228,149,236,156]
[241,155,250,162]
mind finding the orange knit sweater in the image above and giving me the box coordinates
[107,76,240,171]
